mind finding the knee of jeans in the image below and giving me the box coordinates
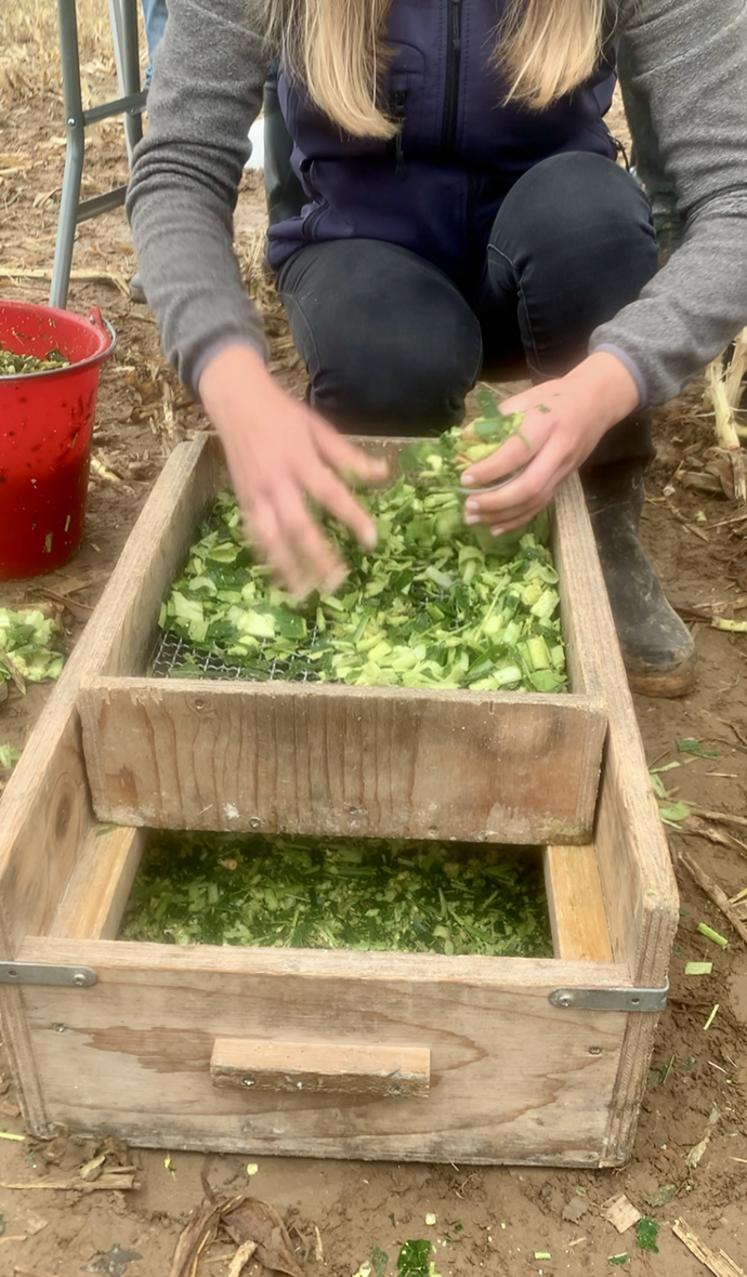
[494,152,657,266]
[311,321,481,430]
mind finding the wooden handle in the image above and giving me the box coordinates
[210,1038,431,1098]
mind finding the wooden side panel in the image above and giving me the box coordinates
[79,679,606,844]
[0,436,216,1137]
[552,472,678,1166]
[543,845,612,963]
[552,475,601,698]
[551,472,677,980]
[0,435,217,955]
[19,936,629,1166]
[49,826,145,941]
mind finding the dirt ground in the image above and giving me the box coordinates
[1,8,746,1277]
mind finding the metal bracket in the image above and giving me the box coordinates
[0,962,97,989]
[549,986,668,1013]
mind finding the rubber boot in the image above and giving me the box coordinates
[129,272,147,304]
[583,462,696,697]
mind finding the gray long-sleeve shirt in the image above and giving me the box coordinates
[127,0,747,405]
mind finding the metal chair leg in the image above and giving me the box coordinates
[119,0,144,159]
[49,0,85,309]
[107,0,143,165]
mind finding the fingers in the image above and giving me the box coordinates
[464,435,571,529]
[461,411,554,489]
[461,431,538,488]
[312,417,389,484]
[245,497,312,599]
[304,465,378,552]
[274,485,348,596]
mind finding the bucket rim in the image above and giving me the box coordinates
[0,303,116,382]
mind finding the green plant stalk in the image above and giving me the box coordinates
[697,921,728,948]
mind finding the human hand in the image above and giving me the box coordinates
[199,345,388,597]
[460,352,640,533]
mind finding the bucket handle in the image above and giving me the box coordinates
[88,305,107,333]
[87,306,116,356]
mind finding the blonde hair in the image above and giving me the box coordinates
[265,0,606,140]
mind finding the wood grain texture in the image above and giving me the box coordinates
[210,1038,431,1098]
[543,845,612,963]
[551,473,679,1166]
[0,434,217,956]
[19,936,629,1165]
[79,678,606,844]
[551,473,678,982]
[49,826,145,940]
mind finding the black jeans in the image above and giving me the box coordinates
[277,151,659,467]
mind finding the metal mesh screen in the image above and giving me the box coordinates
[151,628,324,683]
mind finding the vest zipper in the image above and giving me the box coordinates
[391,88,408,174]
[441,0,463,153]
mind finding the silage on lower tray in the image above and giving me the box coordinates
[122,833,552,959]
[156,423,567,694]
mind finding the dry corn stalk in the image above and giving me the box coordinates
[703,329,747,502]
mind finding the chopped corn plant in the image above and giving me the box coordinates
[0,608,65,685]
[0,345,69,375]
[123,832,552,958]
[159,396,567,693]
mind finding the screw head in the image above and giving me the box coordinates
[72,972,88,987]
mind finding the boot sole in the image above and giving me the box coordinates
[625,652,697,699]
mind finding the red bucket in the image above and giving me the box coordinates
[0,300,115,579]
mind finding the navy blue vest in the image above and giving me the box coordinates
[267,0,617,284]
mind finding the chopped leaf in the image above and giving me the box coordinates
[0,744,20,771]
[659,801,690,827]
[156,421,566,697]
[534,1253,552,1261]
[372,1247,388,1277]
[246,1162,259,1177]
[677,738,719,759]
[697,922,728,949]
[0,608,65,688]
[635,1218,660,1253]
[397,1240,440,1277]
[424,1213,437,1227]
[684,961,713,976]
[608,1255,629,1266]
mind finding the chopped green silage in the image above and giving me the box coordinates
[0,345,69,375]
[0,608,65,685]
[122,832,552,959]
[157,414,566,694]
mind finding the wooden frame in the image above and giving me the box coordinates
[0,435,678,1166]
[78,434,607,845]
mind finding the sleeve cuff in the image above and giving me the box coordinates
[189,333,268,399]
[592,343,648,409]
